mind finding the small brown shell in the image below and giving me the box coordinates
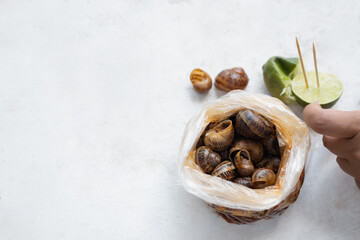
[234,150,254,177]
[234,177,252,188]
[190,68,212,92]
[211,161,236,181]
[262,134,280,156]
[215,67,249,91]
[195,146,221,174]
[204,120,234,151]
[266,157,281,172]
[235,109,274,139]
[229,139,263,164]
[217,149,229,162]
[252,168,276,189]
[256,157,281,173]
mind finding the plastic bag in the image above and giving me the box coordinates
[178,90,310,224]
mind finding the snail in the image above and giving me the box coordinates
[211,161,236,181]
[251,168,276,189]
[235,109,274,139]
[234,150,254,177]
[195,146,222,174]
[204,120,234,151]
[215,67,249,92]
[256,157,281,173]
[229,139,263,164]
[218,149,229,162]
[262,134,280,156]
[190,68,212,92]
[234,177,252,188]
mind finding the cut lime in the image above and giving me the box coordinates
[291,71,343,108]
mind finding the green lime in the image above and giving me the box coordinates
[291,71,343,108]
[263,56,301,104]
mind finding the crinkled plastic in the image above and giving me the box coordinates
[179,90,310,223]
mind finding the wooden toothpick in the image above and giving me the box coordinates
[295,37,309,88]
[313,42,320,88]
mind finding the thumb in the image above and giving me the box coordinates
[303,102,358,138]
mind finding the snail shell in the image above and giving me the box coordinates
[215,67,249,91]
[256,157,281,173]
[235,109,274,139]
[229,139,264,164]
[211,161,236,181]
[218,149,229,162]
[234,177,252,188]
[251,168,276,189]
[262,134,280,156]
[190,68,212,92]
[234,150,254,177]
[204,120,234,151]
[195,146,221,174]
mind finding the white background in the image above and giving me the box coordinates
[0,0,360,239]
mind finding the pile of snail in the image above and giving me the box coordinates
[190,67,249,92]
[195,108,282,189]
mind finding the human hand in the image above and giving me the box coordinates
[303,102,360,188]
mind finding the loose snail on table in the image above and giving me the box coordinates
[190,68,212,92]
[215,67,249,91]
[195,108,282,189]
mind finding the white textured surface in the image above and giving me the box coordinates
[0,0,360,239]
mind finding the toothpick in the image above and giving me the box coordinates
[313,42,320,88]
[295,37,309,88]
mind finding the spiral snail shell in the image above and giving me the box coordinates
[204,120,234,151]
[235,109,274,139]
[251,168,276,189]
[211,161,236,181]
[256,157,281,173]
[195,146,222,174]
[234,177,252,188]
[215,67,249,91]
[262,134,280,156]
[234,150,254,177]
[229,139,263,164]
[190,68,212,92]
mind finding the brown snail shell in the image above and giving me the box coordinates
[229,139,263,164]
[190,68,212,92]
[211,161,236,181]
[251,168,276,189]
[217,149,229,162]
[215,67,249,91]
[234,177,252,188]
[195,146,221,174]
[235,109,274,139]
[234,150,254,177]
[256,157,281,173]
[262,134,280,156]
[266,157,281,172]
[204,120,234,151]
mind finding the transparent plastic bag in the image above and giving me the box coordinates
[178,90,311,224]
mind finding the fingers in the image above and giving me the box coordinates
[303,102,359,138]
[336,157,356,177]
[322,135,356,160]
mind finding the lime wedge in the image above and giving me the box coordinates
[291,71,343,108]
